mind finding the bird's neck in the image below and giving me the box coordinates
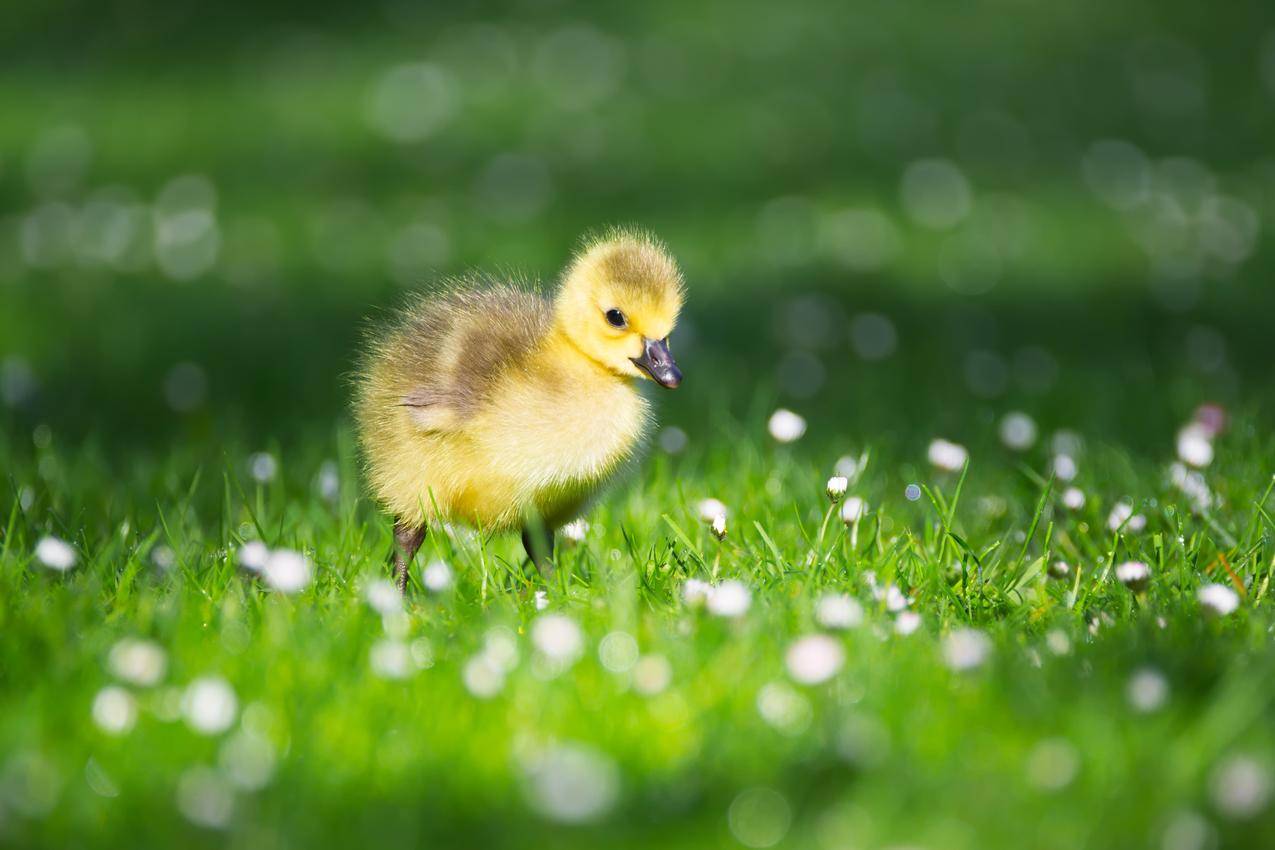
[542,324,630,387]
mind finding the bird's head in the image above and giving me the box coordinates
[554,229,685,389]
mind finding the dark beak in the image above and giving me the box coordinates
[631,337,682,389]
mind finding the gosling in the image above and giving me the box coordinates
[354,229,685,591]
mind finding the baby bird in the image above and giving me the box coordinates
[354,229,684,591]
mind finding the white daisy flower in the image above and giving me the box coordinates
[248,451,278,484]
[710,514,727,541]
[237,540,269,572]
[706,580,752,618]
[696,498,728,524]
[826,476,848,502]
[767,409,807,443]
[560,518,589,544]
[182,676,238,735]
[262,548,312,593]
[1061,487,1086,510]
[927,438,968,473]
[815,593,863,630]
[531,614,584,664]
[943,628,991,671]
[840,496,868,524]
[422,559,454,593]
[785,635,845,685]
[999,411,1037,451]
[363,578,401,615]
[1177,424,1214,468]
[1115,561,1151,593]
[1127,668,1169,713]
[682,578,712,606]
[1210,755,1271,820]
[894,610,922,635]
[1052,454,1078,482]
[108,638,167,687]
[369,639,413,680]
[1198,583,1240,618]
[92,686,137,735]
[35,536,76,571]
[1108,502,1146,533]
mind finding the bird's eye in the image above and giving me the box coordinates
[605,309,627,329]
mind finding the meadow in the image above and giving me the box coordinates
[3,1,1275,848]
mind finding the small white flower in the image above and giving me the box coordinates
[1115,561,1151,592]
[560,518,589,544]
[1127,668,1169,713]
[696,498,728,524]
[632,655,672,695]
[826,476,848,501]
[35,536,76,571]
[531,614,584,663]
[1170,462,1214,513]
[815,593,863,630]
[840,496,868,524]
[363,578,401,614]
[1045,629,1071,655]
[1177,424,1214,468]
[785,635,845,685]
[262,548,312,593]
[881,584,910,612]
[1198,583,1240,618]
[767,408,807,443]
[422,559,454,592]
[182,676,238,735]
[1108,502,1146,533]
[999,411,1038,451]
[682,578,711,606]
[521,742,620,824]
[108,638,167,686]
[1047,560,1071,580]
[369,639,412,680]
[943,628,991,671]
[316,460,340,502]
[928,438,968,473]
[1052,453,1078,481]
[92,686,137,735]
[237,540,269,572]
[706,580,752,618]
[1211,755,1271,820]
[248,451,278,484]
[534,589,549,610]
[1061,487,1086,510]
[463,654,505,699]
[710,514,727,541]
[894,610,921,635]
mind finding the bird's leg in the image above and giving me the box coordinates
[393,520,426,593]
[521,524,556,579]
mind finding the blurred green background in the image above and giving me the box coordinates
[3,0,1274,454]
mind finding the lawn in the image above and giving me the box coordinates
[3,1,1275,848]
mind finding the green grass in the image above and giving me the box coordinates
[3,402,1275,849]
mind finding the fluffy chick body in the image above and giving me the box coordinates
[355,232,683,535]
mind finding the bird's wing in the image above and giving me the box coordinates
[399,386,463,432]
[398,284,552,433]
